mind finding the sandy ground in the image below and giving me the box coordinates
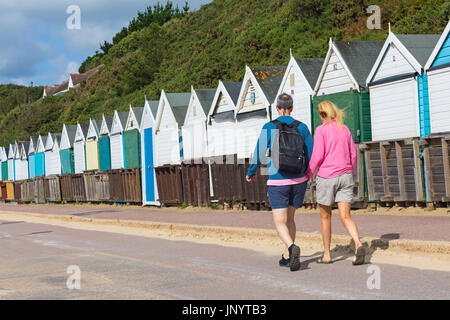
[0,211,449,273]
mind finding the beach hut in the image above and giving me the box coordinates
[273,54,324,131]
[313,39,384,142]
[235,65,286,159]
[15,141,29,181]
[59,124,77,174]
[124,106,144,169]
[1,147,8,181]
[85,119,102,171]
[99,114,113,171]
[141,99,160,206]
[207,81,241,158]
[44,133,62,176]
[110,110,129,170]
[35,135,47,177]
[425,21,450,135]
[366,31,440,141]
[182,86,216,161]
[13,142,22,180]
[0,147,3,181]
[154,90,191,166]
[74,123,89,174]
[27,137,37,179]
[7,143,16,181]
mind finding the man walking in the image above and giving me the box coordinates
[246,93,313,271]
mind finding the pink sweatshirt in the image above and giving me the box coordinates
[307,120,357,179]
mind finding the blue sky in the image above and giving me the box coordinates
[0,0,212,87]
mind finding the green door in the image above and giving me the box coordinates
[123,129,141,169]
[312,90,372,143]
[99,136,111,171]
[1,162,8,181]
[60,149,75,174]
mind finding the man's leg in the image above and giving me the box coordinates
[273,208,294,256]
[319,204,332,262]
[284,206,297,258]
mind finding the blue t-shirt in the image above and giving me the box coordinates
[246,116,313,180]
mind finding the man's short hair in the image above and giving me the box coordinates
[276,93,293,109]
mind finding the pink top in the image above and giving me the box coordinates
[306,120,357,179]
[267,176,308,186]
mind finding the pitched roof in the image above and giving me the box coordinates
[194,88,217,115]
[146,100,159,119]
[45,80,69,96]
[70,64,104,87]
[250,66,286,103]
[294,58,325,88]
[102,115,114,132]
[395,34,441,66]
[53,133,62,146]
[117,111,129,129]
[79,123,89,138]
[131,107,144,125]
[222,82,242,105]
[21,141,30,156]
[334,40,384,88]
[166,92,191,126]
[39,135,48,148]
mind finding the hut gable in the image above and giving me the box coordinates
[2,147,9,162]
[142,100,159,130]
[367,33,440,85]
[125,106,144,131]
[208,81,242,119]
[111,111,128,134]
[13,141,20,159]
[20,141,30,160]
[87,119,101,139]
[75,123,89,142]
[100,115,113,136]
[316,39,384,96]
[28,137,36,155]
[236,65,286,115]
[155,90,190,131]
[45,133,55,151]
[185,87,216,125]
[36,135,47,153]
[60,124,78,150]
[8,144,15,159]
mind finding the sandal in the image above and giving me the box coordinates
[317,256,333,264]
[352,246,366,266]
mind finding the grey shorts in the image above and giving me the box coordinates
[316,172,354,206]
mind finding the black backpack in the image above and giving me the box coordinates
[271,119,305,174]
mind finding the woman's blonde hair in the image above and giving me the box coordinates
[318,100,344,129]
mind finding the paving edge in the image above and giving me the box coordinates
[1,211,449,255]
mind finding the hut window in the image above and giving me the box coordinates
[131,120,134,127]
[291,89,295,95]
[392,55,396,62]
[333,64,338,71]
[193,105,197,117]
[290,73,295,87]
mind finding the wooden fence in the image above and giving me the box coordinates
[44,176,61,202]
[181,160,210,206]
[155,165,183,205]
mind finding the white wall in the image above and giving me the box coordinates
[73,141,86,173]
[428,67,450,134]
[236,116,267,159]
[207,119,236,157]
[110,134,124,169]
[317,51,356,96]
[373,44,416,81]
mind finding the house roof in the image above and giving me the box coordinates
[395,34,441,66]
[250,66,286,104]
[70,64,104,87]
[194,88,217,115]
[334,40,384,88]
[166,92,191,126]
[45,80,69,96]
[294,58,325,89]
[116,111,129,129]
[131,107,144,125]
[222,82,242,105]
[146,100,159,119]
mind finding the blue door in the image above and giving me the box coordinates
[29,154,35,178]
[144,128,155,203]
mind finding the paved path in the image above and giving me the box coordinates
[0,218,449,300]
[0,203,449,242]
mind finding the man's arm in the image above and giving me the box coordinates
[246,124,270,180]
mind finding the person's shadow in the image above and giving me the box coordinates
[300,233,401,269]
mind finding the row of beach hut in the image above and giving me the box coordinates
[1,22,450,208]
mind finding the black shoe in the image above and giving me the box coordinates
[288,244,301,271]
[279,255,290,267]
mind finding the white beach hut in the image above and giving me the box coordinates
[235,65,286,159]
[15,141,29,181]
[44,133,62,176]
[7,143,16,181]
[73,123,89,174]
[109,110,129,170]
[154,90,191,166]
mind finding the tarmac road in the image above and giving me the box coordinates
[0,218,449,300]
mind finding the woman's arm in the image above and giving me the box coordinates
[305,127,325,178]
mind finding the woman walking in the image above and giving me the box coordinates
[306,101,365,265]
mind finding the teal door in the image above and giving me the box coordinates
[143,128,156,203]
[99,136,111,171]
[60,149,75,174]
[35,152,45,176]
[124,129,141,169]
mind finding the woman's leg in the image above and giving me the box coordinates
[319,204,332,262]
[337,202,362,252]
[273,208,294,258]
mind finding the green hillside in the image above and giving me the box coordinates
[0,0,449,145]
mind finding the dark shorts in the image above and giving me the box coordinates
[267,182,307,209]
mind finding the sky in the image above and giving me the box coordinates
[0,0,212,87]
